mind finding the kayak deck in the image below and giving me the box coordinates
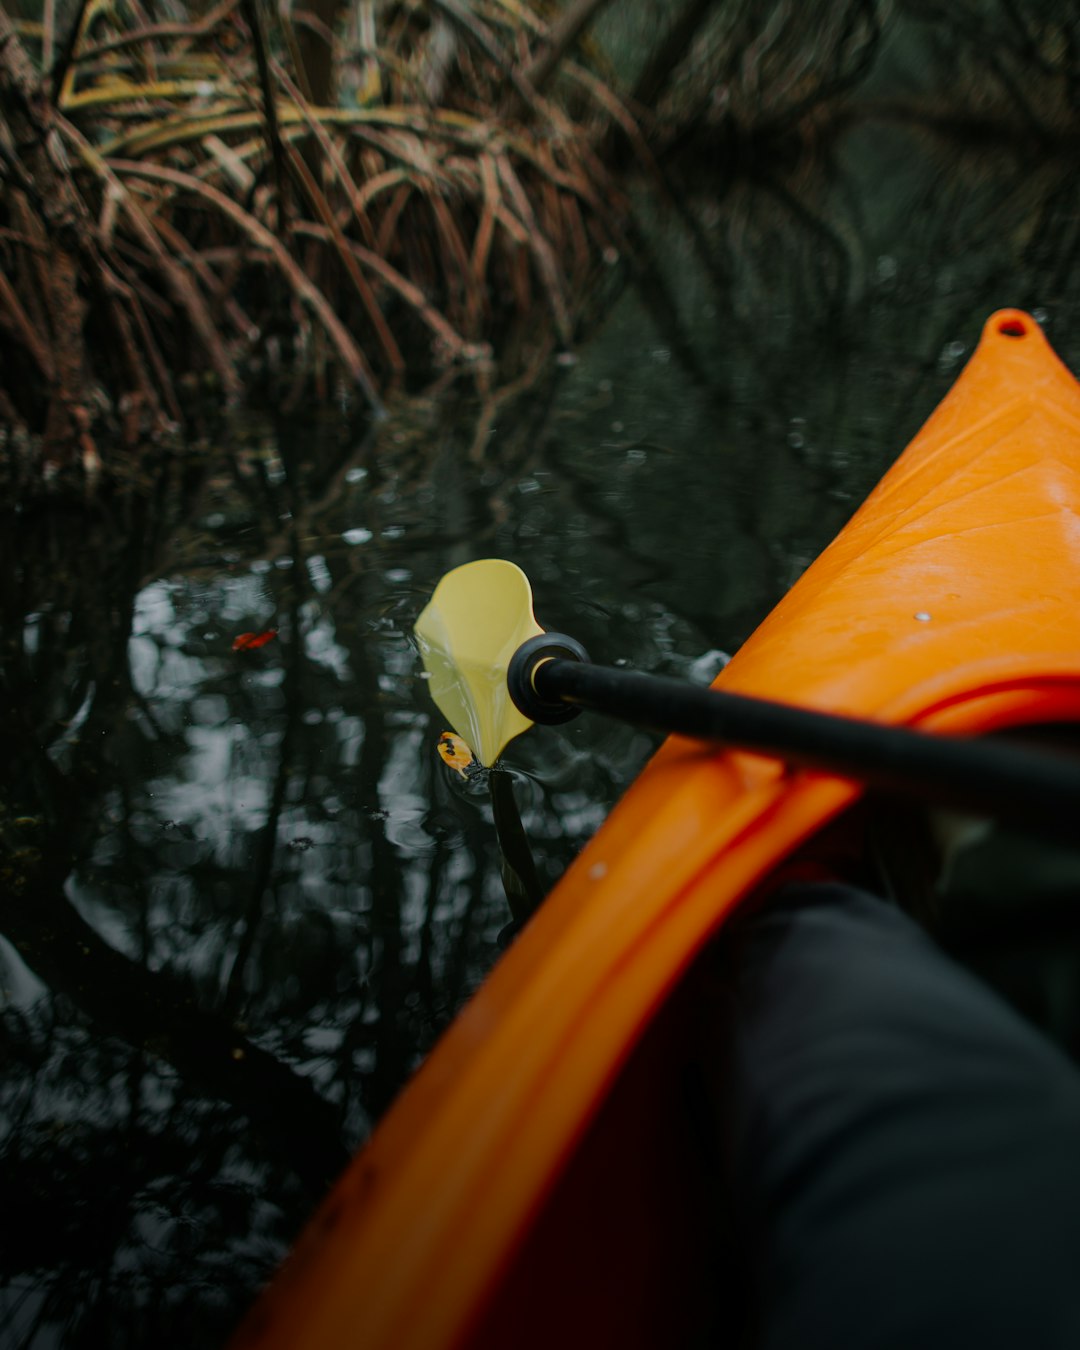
[233,310,1080,1350]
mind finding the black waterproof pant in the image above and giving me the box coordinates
[721,882,1080,1350]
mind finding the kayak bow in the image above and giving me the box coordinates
[233,309,1080,1350]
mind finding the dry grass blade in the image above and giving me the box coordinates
[64,1,241,65]
[151,213,256,341]
[65,124,243,398]
[0,267,56,382]
[565,61,663,177]
[291,222,483,360]
[515,0,617,105]
[433,0,545,116]
[98,260,182,423]
[108,157,383,410]
[62,78,244,112]
[284,139,406,374]
[270,57,375,245]
[495,153,572,343]
[98,105,486,160]
[467,152,500,335]
[2,0,641,473]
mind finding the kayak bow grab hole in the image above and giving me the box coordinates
[998,318,1028,337]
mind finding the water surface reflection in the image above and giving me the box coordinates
[4,111,1080,1345]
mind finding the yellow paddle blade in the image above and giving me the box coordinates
[414,560,544,766]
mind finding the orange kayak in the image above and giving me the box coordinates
[233,309,1080,1350]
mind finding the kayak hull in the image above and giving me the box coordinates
[233,310,1080,1350]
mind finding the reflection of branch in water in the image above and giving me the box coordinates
[624,220,727,400]
[631,0,721,119]
[222,579,305,1016]
[482,370,568,523]
[2,866,348,1194]
[755,172,853,310]
[468,337,562,464]
[2,489,350,1197]
[641,0,884,159]
[0,991,312,1345]
[1024,172,1080,313]
[900,0,1074,145]
[414,835,451,1025]
[222,409,327,1016]
[351,635,411,1123]
[441,852,490,1019]
[759,0,883,138]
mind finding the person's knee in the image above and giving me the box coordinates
[715,882,1080,1350]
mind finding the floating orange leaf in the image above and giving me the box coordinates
[437,731,477,777]
[232,629,279,652]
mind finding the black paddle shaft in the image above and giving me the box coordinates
[511,642,1080,846]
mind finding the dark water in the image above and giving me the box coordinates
[4,97,1080,1349]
